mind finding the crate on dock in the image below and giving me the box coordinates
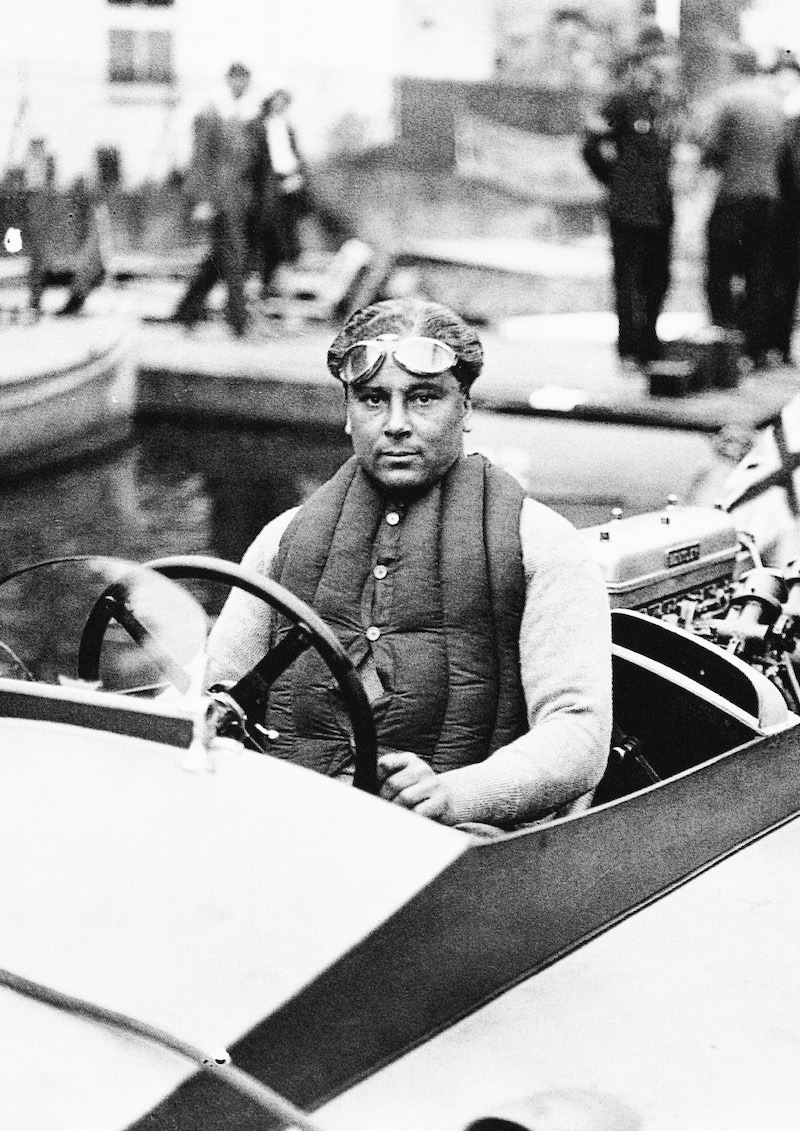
[663,327,743,390]
[647,359,702,398]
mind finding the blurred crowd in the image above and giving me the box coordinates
[15,62,326,333]
[582,28,800,373]
[170,62,314,337]
[11,23,800,363]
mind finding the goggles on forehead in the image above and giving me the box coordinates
[338,336,458,386]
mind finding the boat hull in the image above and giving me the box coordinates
[0,318,136,479]
[129,721,800,1127]
[4,574,800,1127]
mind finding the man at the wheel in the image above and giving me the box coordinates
[206,298,612,831]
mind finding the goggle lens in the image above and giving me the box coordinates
[340,337,457,384]
[340,342,385,383]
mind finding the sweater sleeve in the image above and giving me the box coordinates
[204,507,299,686]
[440,498,613,826]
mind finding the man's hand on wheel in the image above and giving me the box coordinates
[378,750,457,825]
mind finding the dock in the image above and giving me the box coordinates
[133,310,799,437]
[2,237,800,525]
[3,234,793,436]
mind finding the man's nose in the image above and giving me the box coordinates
[384,395,411,436]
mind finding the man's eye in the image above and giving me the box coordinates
[411,392,436,405]
[358,393,383,407]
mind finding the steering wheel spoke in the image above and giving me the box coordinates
[79,583,191,694]
[251,623,314,688]
[142,557,379,794]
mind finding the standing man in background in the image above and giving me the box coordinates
[20,137,53,315]
[55,147,117,318]
[771,53,800,366]
[701,49,786,370]
[582,45,678,373]
[171,61,259,336]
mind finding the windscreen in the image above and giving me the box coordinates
[0,556,208,696]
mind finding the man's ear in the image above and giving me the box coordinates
[462,395,473,433]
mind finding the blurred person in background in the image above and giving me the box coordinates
[771,53,800,365]
[249,91,292,298]
[582,40,679,372]
[250,88,312,295]
[170,61,259,336]
[700,47,786,370]
[250,90,355,294]
[54,147,120,318]
[540,8,609,92]
[20,137,54,315]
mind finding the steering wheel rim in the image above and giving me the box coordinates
[79,555,379,793]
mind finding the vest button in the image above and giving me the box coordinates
[373,564,388,580]
[385,511,400,526]
[365,625,381,641]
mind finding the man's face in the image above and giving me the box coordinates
[346,359,471,494]
[227,71,250,100]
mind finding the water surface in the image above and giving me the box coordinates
[0,421,353,577]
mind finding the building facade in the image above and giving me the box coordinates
[3,0,799,188]
[1,0,410,186]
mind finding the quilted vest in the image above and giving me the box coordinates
[265,453,528,776]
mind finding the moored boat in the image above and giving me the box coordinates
[0,316,136,478]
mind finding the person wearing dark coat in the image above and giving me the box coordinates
[700,54,786,368]
[171,62,259,335]
[247,96,291,295]
[20,138,52,314]
[54,151,117,318]
[250,89,311,292]
[582,49,677,370]
[770,57,800,364]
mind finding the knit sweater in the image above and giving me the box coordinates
[206,496,613,826]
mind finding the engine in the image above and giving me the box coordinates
[582,498,800,713]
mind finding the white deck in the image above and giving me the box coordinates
[0,718,466,1130]
[320,809,800,1131]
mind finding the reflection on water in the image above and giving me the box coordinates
[0,421,352,677]
[0,421,352,574]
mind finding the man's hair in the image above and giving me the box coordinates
[327,298,484,391]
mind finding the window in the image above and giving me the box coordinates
[108,28,175,84]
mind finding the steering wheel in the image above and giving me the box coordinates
[77,555,379,794]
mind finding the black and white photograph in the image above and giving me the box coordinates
[2,1,800,1128]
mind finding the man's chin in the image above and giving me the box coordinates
[363,462,433,494]
[371,468,428,492]
[359,452,462,494]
